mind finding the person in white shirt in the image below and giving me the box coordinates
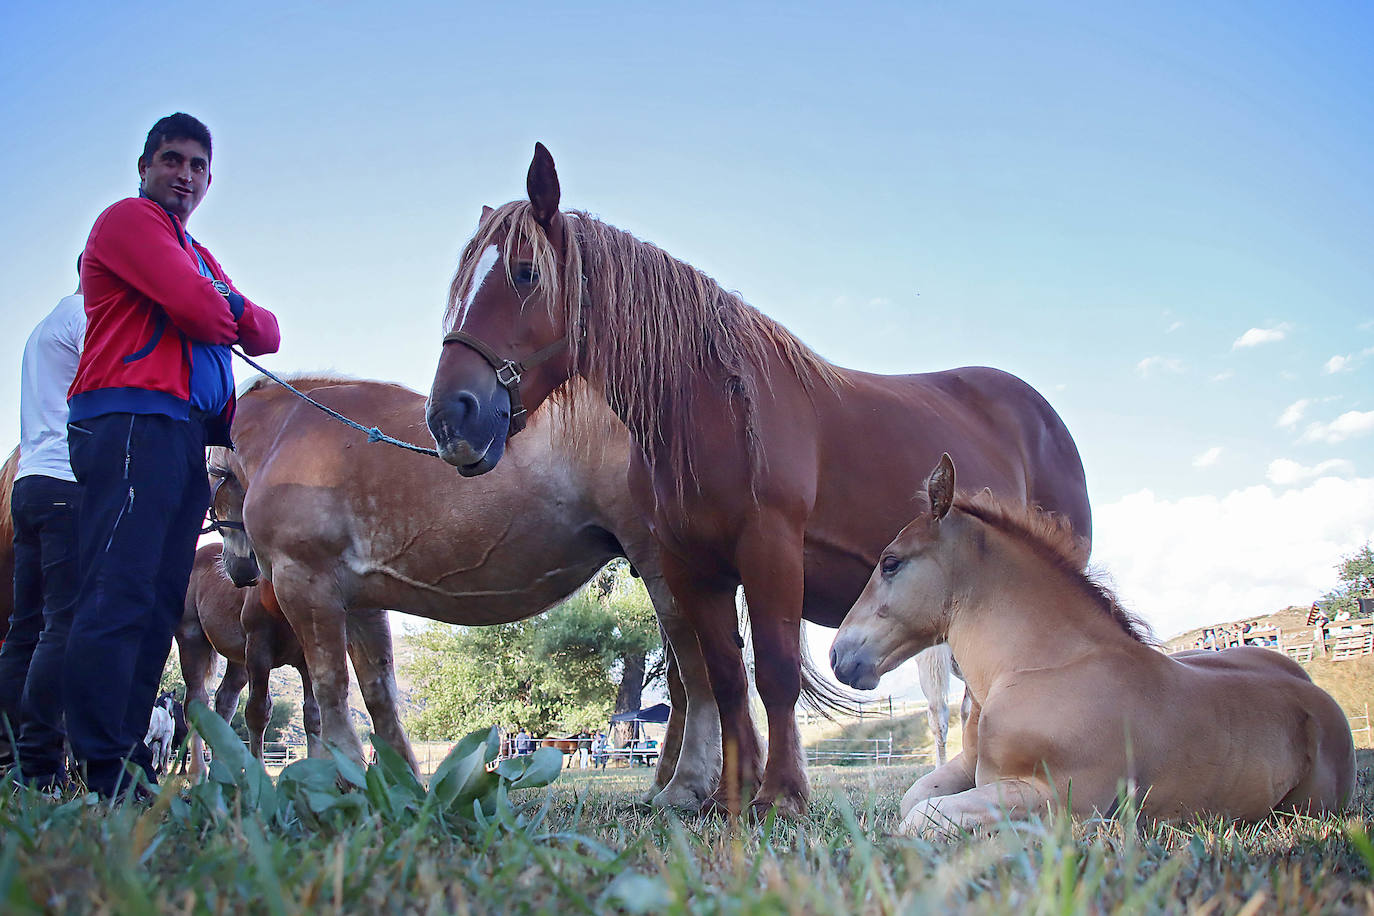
[0,259,85,789]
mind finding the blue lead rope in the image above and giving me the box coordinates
[230,347,441,458]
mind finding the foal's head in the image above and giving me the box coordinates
[427,143,579,476]
[207,455,259,587]
[830,454,965,690]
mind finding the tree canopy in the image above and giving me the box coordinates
[1318,542,1374,617]
[404,561,663,739]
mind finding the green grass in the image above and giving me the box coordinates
[1,750,1370,914]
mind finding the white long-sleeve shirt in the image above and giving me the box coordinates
[17,294,86,482]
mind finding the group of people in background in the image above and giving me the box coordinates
[501,727,618,769]
[0,113,280,800]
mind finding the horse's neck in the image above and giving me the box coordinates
[945,532,1132,699]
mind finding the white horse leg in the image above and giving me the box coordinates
[916,645,952,767]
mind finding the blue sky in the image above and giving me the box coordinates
[1,1,1371,653]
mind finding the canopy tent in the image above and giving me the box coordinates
[610,702,670,724]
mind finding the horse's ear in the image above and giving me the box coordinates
[927,453,955,521]
[481,205,493,218]
[527,142,561,228]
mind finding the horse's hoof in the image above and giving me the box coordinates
[699,793,738,818]
[650,783,708,812]
[749,793,807,822]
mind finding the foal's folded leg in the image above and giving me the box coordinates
[899,778,1053,837]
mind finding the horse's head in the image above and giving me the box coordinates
[830,454,962,690]
[208,456,260,587]
[428,142,579,476]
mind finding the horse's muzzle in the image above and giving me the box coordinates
[426,390,510,477]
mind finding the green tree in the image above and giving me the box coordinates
[403,561,663,740]
[1317,542,1374,618]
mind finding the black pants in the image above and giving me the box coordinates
[0,474,82,781]
[64,413,208,796]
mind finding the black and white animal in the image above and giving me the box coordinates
[144,693,179,776]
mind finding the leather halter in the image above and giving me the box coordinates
[203,466,247,534]
[440,330,571,436]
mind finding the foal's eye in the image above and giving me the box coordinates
[513,263,539,286]
[880,556,902,578]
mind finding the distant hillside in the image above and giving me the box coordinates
[1166,605,1372,741]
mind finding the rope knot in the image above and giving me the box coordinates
[367,427,384,443]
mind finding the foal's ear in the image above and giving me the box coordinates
[927,453,956,521]
[527,142,561,229]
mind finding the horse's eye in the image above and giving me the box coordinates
[513,263,539,286]
[880,556,902,578]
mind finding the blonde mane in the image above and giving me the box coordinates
[956,490,1155,645]
[444,201,845,486]
[0,446,18,550]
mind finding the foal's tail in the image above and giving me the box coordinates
[0,445,19,551]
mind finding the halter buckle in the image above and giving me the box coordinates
[495,360,523,387]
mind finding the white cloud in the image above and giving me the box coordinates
[1165,321,1183,334]
[1300,410,1374,445]
[1136,356,1184,377]
[1267,458,1356,486]
[1192,447,1222,468]
[1232,324,1292,349]
[1209,370,1234,382]
[1093,477,1374,639]
[1325,355,1350,374]
[1277,398,1311,428]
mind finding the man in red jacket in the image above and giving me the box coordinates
[65,113,280,798]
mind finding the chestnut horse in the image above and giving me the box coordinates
[425,144,1093,816]
[176,543,322,773]
[213,375,723,808]
[832,456,1355,832]
[0,447,18,639]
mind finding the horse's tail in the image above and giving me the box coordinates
[736,588,867,720]
[0,445,19,549]
[797,632,868,720]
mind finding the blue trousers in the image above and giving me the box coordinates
[0,474,82,782]
[64,413,208,796]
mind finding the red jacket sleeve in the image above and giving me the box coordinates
[197,252,282,356]
[86,199,239,345]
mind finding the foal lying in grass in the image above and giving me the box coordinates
[830,454,1355,835]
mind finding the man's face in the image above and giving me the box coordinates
[138,137,211,222]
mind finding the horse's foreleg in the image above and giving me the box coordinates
[900,778,1053,838]
[213,662,248,725]
[345,609,420,775]
[663,556,757,816]
[175,609,215,778]
[243,627,274,760]
[736,520,810,819]
[642,574,720,810]
[273,573,364,765]
[297,664,323,758]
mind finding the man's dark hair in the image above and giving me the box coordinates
[140,113,213,167]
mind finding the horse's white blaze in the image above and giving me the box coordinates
[456,245,500,330]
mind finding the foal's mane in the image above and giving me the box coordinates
[444,200,845,486]
[956,492,1155,645]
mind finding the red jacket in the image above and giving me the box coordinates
[70,197,280,445]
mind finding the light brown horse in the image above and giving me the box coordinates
[213,375,723,808]
[831,455,1356,833]
[0,447,19,640]
[425,144,1093,816]
[176,543,321,772]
